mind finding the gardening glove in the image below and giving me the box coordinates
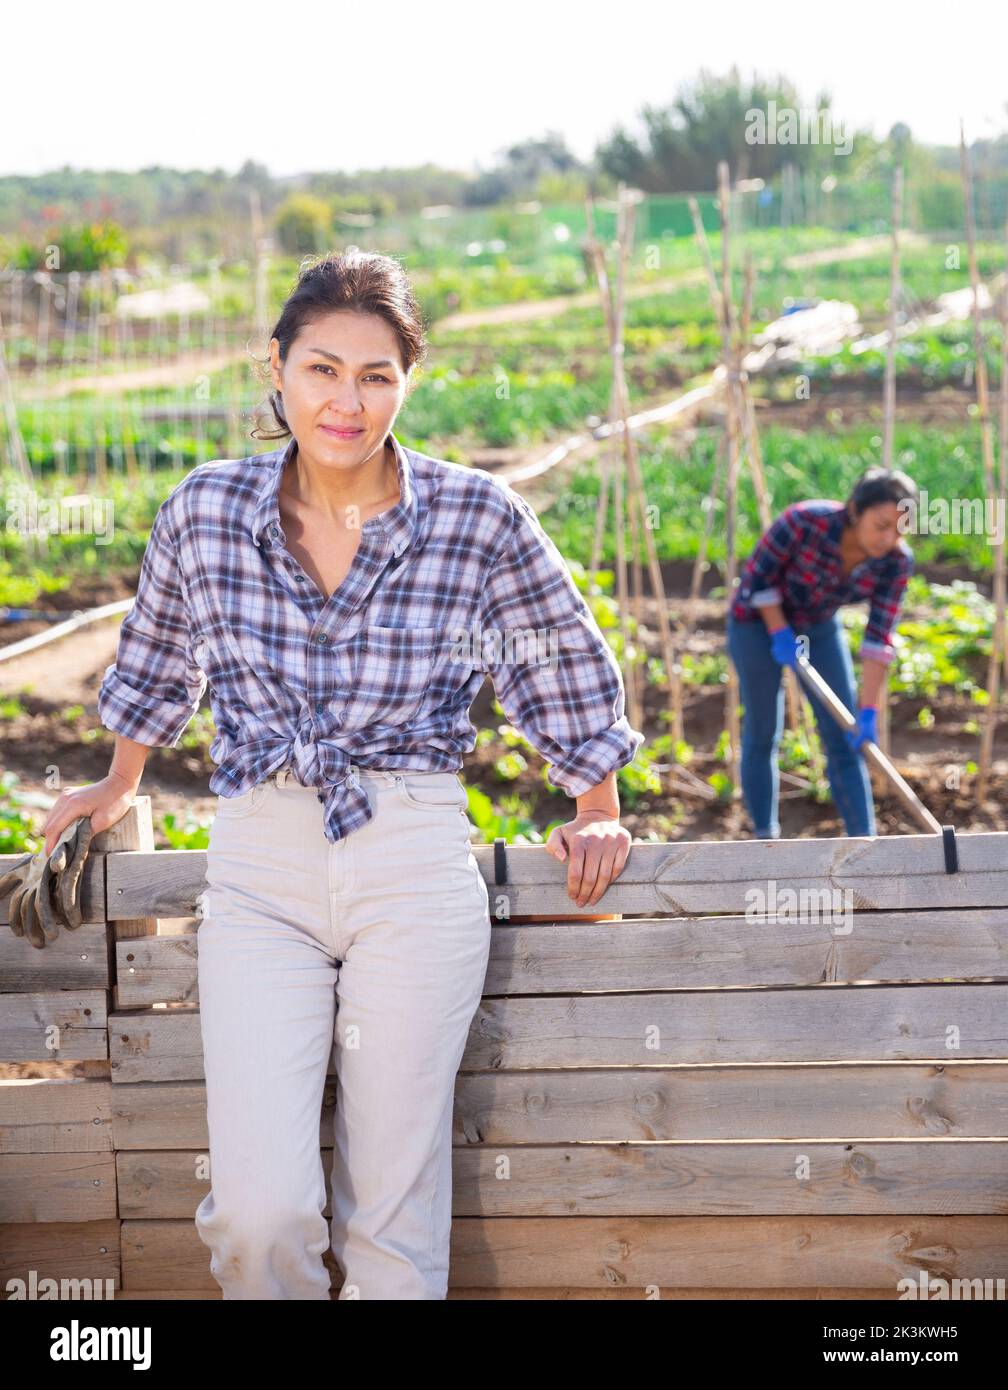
[768,624,800,669]
[48,815,95,930]
[845,706,878,753]
[0,849,62,948]
[0,816,94,949]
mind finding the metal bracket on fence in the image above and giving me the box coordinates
[942,825,959,874]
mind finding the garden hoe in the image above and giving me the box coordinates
[792,653,959,871]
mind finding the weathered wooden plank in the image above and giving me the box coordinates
[107,985,1008,1082]
[107,1065,1008,1148]
[0,1219,120,1290]
[467,985,1008,1068]
[115,935,198,1007]
[119,1214,1008,1291]
[115,1141,1008,1220]
[120,1218,341,1291]
[102,833,1008,921]
[450,1214,1008,1290]
[454,1063,1008,1142]
[0,1077,113,1153]
[0,924,109,991]
[0,991,108,1062]
[111,1079,337,1149]
[0,1152,117,1222]
[108,1009,213,1084]
[452,1142,1008,1217]
[116,909,1008,1008]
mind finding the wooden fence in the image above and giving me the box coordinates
[2,798,1007,1299]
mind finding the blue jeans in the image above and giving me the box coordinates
[726,612,876,839]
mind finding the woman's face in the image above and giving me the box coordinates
[268,309,409,471]
[851,500,902,558]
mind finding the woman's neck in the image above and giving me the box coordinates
[839,521,867,573]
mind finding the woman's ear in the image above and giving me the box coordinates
[267,338,284,393]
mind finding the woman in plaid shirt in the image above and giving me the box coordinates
[39,250,643,1300]
[726,468,918,840]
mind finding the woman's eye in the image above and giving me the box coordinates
[311,365,388,383]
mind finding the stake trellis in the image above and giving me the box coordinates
[584,186,684,743]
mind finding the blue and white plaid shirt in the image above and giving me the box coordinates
[98,432,645,841]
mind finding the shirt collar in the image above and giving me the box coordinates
[250,430,417,559]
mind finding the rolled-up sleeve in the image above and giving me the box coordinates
[861,549,913,666]
[478,486,645,797]
[98,501,206,746]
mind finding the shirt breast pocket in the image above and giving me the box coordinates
[347,625,464,729]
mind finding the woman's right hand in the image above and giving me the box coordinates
[768,624,800,669]
[41,771,141,857]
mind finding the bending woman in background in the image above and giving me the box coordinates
[726,467,918,840]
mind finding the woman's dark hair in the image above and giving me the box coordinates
[251,248,429,441]
[845,466,919,518]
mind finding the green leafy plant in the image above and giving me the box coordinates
[159,813,211,850]
[0,773,42,854]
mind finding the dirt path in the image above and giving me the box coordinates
[26,348,251,399]
[0,616,122,703]
[436,233,927,334]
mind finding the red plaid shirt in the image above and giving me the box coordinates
[729,500,914,666]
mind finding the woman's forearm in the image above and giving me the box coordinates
[757,602,788,633]
[859,657,887,708]
[109,733,152,792]
[576,770,620,820]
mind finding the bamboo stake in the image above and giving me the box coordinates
[583,203,615,599]
[977,215,1008,800]
[881,165,903,473]
[739,251,815,752]
[718,162,742,795]
[960,124,997,502]
[615,194,646,723]
[876,164,904,769]
[586,190,684,740]
[609,194,638,733]
[961,124,1002,799]
[585,194,638,731]
[686,198,806,734]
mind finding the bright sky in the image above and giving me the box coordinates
[5,0,1007,177]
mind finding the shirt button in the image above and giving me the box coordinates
[315,700,326,713]
[316,633,329,645]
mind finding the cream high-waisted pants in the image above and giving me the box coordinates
[193,765,492,1300]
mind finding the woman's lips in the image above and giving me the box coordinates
[319,425,363,438]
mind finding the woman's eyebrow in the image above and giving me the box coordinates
[307,347,395,369]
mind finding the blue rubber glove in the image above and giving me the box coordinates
[768,624,799,669]
[845,706,878,752]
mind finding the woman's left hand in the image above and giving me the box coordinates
[545,811,632,907]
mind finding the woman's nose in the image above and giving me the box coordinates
[325,380,363,412]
